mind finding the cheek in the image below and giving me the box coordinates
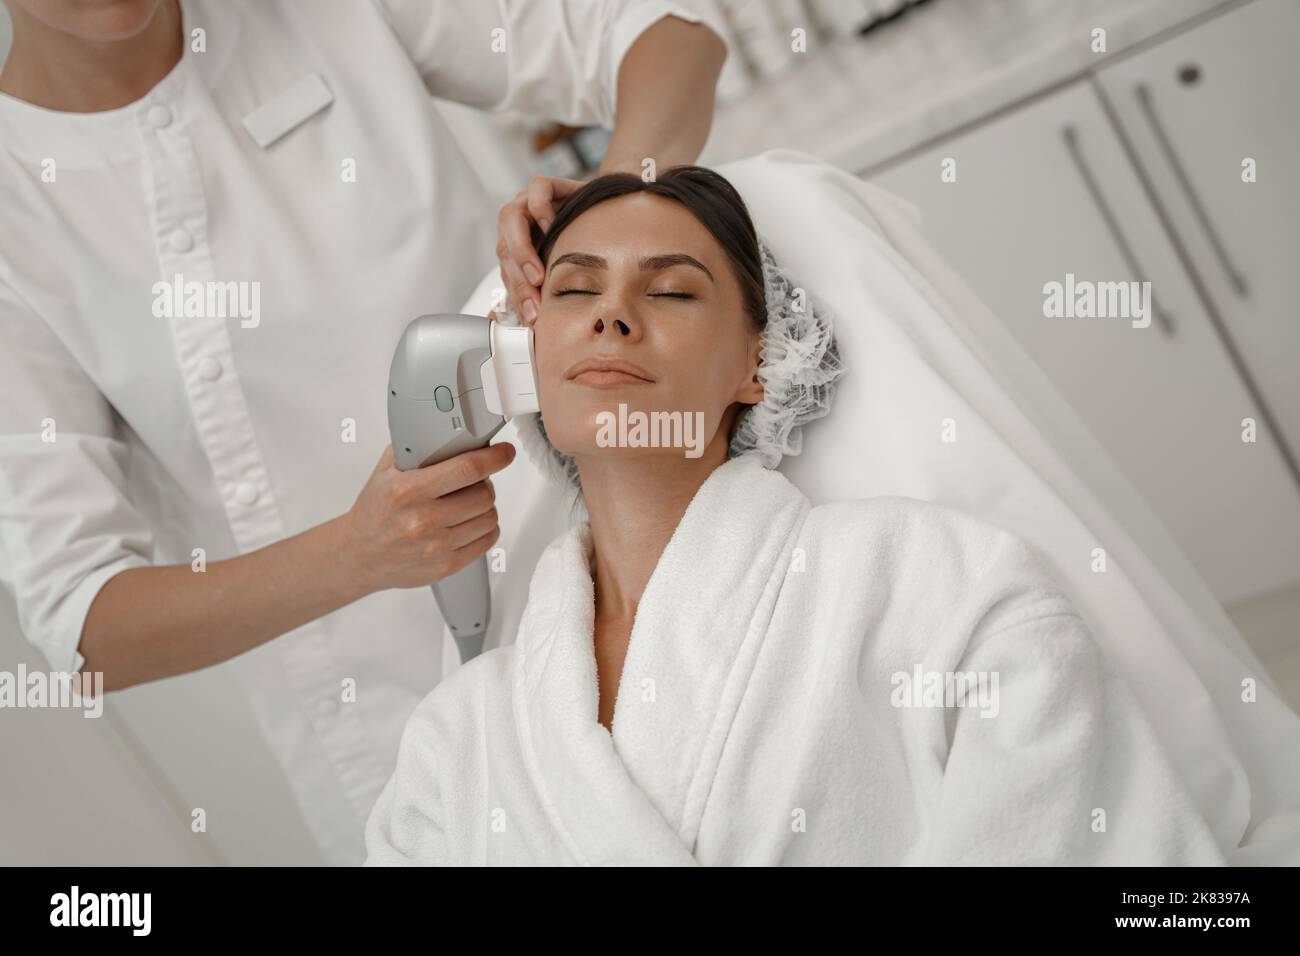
[532,314,574,392]
[674,323,749,386]
[644,337,748,438]
[531,318,590,439]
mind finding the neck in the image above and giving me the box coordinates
[578,427,732,625]
[0,0,182,111]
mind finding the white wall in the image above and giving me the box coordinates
[0,589,215,864]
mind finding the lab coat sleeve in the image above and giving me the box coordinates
[919,605,1227,865]
[0,281,154,674]
[372,0,710,126]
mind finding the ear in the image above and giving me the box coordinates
[734,331,765,405]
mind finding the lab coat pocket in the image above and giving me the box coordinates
[241,72,335,149]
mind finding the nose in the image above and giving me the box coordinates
[582,283,642,340]
[592,313,631,336]
[590,298,641,339]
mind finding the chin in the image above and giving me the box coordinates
[546,403,716,464]
[51,0,164,41]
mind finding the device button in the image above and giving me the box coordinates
[434,386,454,412]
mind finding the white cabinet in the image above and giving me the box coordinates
[1095,0,1300,479]
[870,76,1300,604]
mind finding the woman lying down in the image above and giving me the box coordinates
[363,166,1224,866]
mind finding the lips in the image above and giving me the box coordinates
[570,369,654,387]
[564,356,656,384]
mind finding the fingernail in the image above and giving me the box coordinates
[522,299,538,323]
[539,218,552,233]
[523,262,542,284]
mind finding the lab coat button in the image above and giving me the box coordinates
[197,357,223,381]
[146,105,172,128]
[235,482,259,506]
[169,228,194,253]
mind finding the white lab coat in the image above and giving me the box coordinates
[0,0,705,864]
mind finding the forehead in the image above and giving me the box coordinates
[549,192,723,263]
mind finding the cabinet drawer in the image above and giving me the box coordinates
[1097,0,1300,488]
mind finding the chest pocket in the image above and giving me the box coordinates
[241,72,334,148]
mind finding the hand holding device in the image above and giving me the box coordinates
[387,314,539,661]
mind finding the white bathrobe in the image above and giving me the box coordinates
[363,452,1225,866]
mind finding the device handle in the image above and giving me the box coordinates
[430,555,491,661]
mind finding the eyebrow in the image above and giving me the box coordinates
[549,251,714,282]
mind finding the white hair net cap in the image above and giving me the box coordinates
[512,234,846,491]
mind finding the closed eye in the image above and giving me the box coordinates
[554,289,695,300]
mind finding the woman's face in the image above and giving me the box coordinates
[4,0,165,41]
[533,192,764,467]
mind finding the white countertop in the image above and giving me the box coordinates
[699,0,1240,175]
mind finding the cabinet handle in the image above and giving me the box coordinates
[1135,82,1249,298]
[1061,124,1176,337]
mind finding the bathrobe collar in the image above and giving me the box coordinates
[511,452,811,864]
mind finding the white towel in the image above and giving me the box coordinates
[364,452,1225,865]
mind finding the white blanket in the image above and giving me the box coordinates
[365,452,1224,865]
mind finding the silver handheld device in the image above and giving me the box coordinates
[387,313,538,662]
